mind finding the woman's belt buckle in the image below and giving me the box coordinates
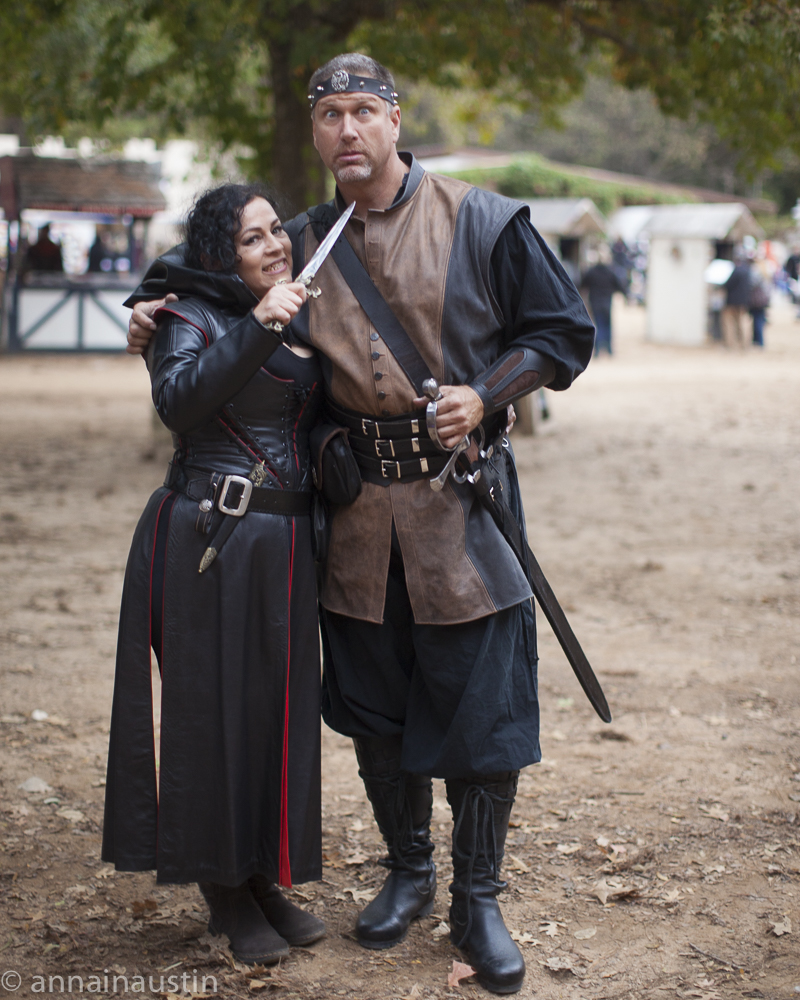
[217,475,253,516]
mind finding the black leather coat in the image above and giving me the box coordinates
[103,260,324,887]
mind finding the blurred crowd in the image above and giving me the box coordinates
[579,235,798,355]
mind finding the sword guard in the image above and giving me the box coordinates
[307,286,322,298]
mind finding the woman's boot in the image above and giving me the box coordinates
[353,735,437,949]
[198,881,290,965]
[445,773,525,995]
[247,874,326,946]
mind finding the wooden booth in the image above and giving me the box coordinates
[0,152,165,351]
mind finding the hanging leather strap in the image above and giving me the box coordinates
[308,209,434,396]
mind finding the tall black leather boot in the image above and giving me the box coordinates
[198,881,290,965]
[353,735,436,949]
[445,773,525,995]
[247,874,326,946]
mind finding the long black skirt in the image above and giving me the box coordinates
[102,488,322,886]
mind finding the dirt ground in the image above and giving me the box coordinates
[1,296,798,1000]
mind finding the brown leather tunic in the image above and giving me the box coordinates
[298,166,534,625]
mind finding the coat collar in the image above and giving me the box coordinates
[123,244,259,311]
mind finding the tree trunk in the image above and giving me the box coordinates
[268,40,327,213]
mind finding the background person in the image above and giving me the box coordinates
[722,253,753,349]
[25,223,63,272]
[580,244,627,355]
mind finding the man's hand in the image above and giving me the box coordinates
[126,295,177,355]
[413,384,484,450]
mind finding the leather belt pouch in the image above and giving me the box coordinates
[309,422,362,506]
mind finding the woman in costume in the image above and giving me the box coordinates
[102,184,325,965]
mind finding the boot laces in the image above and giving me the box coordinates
[451,784,512,948]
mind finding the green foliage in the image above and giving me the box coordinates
[451,155,693,215]
[1,0,800,208]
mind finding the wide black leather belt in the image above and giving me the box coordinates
[327,400,432,442]
[326,400,447,484]
[165,464,312,516]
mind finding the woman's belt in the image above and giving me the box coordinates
[165,464,313,515]
[325,400,447,484]
[164,463,312,572]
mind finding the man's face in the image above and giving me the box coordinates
[312,92,401,186]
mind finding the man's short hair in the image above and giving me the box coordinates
[308,53,396,112]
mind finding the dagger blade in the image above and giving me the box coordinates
[296,201,356,285]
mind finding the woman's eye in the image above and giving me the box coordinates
[272,225,284,235]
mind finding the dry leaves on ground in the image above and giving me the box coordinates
[592,878,640,905]
[447,960,476,988]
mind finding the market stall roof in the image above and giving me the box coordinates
[0,152,166,221]
[610,203,763,243]
[523,197,607,238]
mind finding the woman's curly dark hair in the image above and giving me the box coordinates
[183,183,282,273]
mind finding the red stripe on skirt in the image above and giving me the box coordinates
[278,518,295,887]
[148,491,175,810]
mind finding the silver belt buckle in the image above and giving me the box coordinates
[217,475,253,516]
[374,438,395,457]
[381,459,401,479]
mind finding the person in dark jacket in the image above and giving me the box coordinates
[102,184,326,965]
[723,255,753,349]
[580,246,627,355]
[25,223,63,272]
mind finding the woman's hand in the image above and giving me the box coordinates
[254,282,308,328]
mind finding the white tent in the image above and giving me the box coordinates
[609,203,763,346]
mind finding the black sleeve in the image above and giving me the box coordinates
[469,213,595,413]
[148,308,283,435]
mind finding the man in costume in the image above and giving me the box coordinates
[129,53,594,994]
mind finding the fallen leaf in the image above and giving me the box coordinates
[402,985,423,1000]
[349,818,366,832]
[18,777,52,794]
[574,927,597,940]
[543,956,577,974]
[95,867,115,879]
[431,920,450,939]
[541,921,561,937]
[769,917,792,936]
[556,843,580,855]
[592,879,639,905]
[335,887,376,904]
[550,729,567,742]
[509,930,538,945]
[662,889,683,903]
[247,981,267,992]
[57,809,85,824]
[507,854,531,872]
[699,804,729,822]
[131,899,158,917]
[343,849,368,865]
[447,960,476,988]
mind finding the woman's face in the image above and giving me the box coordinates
[233,198,293,298]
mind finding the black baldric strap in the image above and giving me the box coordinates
[309,210,434,396]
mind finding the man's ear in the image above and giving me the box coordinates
[311,114,319,151]
[389,105,401,144]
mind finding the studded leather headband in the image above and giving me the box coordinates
[308,71,399,109]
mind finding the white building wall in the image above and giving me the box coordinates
[647,237,711,346]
